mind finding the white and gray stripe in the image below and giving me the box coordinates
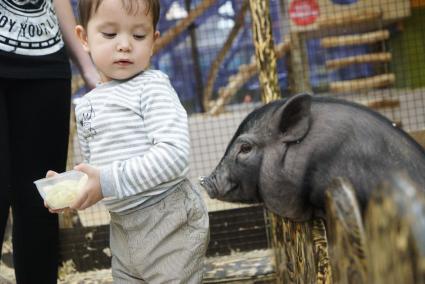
[75,70,190,212]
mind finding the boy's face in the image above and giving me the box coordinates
[76,0,159,82]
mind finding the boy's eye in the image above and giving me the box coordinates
[101,32,116,39]
[133,34,146,40]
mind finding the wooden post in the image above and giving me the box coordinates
[248,0,280,103]
[288,32,311,94]
[364,174,425,284]
[325,178,367,284]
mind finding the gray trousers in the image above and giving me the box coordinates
[109,179,210,283]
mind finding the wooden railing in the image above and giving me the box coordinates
[270,174,425,283]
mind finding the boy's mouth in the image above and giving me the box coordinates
[114,59,133,66]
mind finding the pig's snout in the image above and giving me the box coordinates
[199,175,218,198]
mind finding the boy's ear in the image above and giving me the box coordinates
[154,31,160,41]
[152,31,160,55]
[75,25,90,52]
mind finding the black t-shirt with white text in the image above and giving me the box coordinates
[0,0,70,79]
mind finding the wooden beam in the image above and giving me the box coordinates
[153,0,216,54]
[318,10,382,29]
[356,98,400,110]
[365,174,425,284]
[203,0,249,112]
[330,74,395,93]
[325,178,367,284]
[321,30,390,48]
[208,41,290,115]
[248,0,281,103]
[326,52,392,70]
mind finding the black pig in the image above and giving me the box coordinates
[200,93,425,221]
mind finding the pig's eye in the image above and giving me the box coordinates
[240,143,252,154]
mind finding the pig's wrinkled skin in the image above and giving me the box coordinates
[200,93,425,221]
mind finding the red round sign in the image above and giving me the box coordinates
[289,0,319,26]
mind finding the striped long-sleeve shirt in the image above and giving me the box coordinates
[75,70,190,212]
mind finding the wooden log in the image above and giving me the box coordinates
[208,41,290,115]
[321,30,390,48]
[312,219,333,284]
[364,173,425,284]
[325,52,392,70]
[356,98,400,110]
[153,0,216,54]
[329,74,395,93]
[324,178,368,284]
[248,0,281,103]
[270,216,331,283]
[202,0,249,112]
[288,31,312,94]
[317,10,382,29]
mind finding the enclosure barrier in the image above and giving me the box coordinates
[270,174,425,284]
[10,0,420,282]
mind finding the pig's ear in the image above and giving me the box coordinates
[274,93,312,142]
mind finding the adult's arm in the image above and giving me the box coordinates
[53,0,99,89]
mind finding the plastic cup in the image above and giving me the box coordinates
[34,170,88,209]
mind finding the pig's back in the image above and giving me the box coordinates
[310,96,425,195]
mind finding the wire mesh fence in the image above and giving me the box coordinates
[2,0,425,281]
[66,0,425,262]
[67,0,425,227]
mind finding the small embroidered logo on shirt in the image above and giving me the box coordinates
[80,99,97,139]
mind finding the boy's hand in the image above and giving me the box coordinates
[70,163,104,210]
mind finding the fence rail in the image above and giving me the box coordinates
[270,173,425,283]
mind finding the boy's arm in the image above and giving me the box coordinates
[101,78,190,199]
[53,0,99,89]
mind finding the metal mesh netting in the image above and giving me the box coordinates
[1,0,424,280]
[69,0,288,226]
[68,0,425,227]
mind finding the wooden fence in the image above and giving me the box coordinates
[270,173,425,283]
[247,2,425,283]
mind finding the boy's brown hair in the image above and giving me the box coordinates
[78,0,160,30]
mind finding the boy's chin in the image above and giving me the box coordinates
[107,71,144,81]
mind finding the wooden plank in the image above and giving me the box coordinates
[270,214,331,284]
[356,98,400,110]
[153,0,216,53]
[364,173,425,284]
[321,30,390,48]
[330,74,395,93]
[318,10,382,29]
[325,178,368,284]
[325,52,392,69]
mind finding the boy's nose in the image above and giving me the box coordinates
[117,37,131,52]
